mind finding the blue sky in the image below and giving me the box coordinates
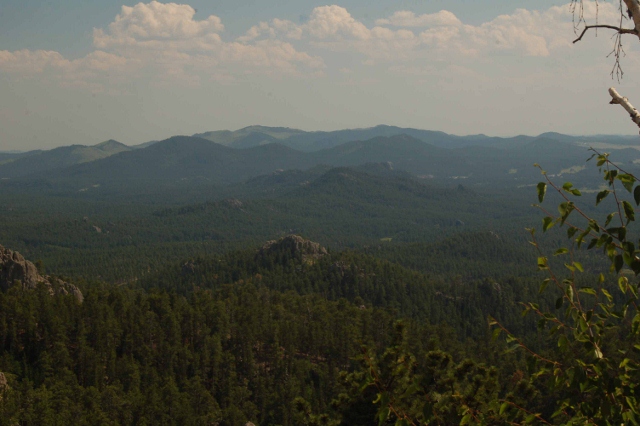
[1,0,639,150]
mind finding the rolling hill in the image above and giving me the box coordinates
[0,139,131,178]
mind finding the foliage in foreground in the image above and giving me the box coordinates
[350,150,640,425]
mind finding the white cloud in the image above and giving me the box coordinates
[94,1,224,49]
[309,1,621,59]
[0,1,324,90]
[0,1,628,89]
[376,10,461,27]
[0,50,68,74]
[306,5,371,40]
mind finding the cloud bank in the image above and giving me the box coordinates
[0,0,624,89]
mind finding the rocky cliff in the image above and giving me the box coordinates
[0,244,83,302]
[259,235,328,264]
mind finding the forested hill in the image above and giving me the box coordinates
[0,163,540,281]
[141,235,546,338]
[0,234,614,424]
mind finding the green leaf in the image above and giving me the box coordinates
[537,257,548,270]
[556,297,563,310]
[618,173,636,192]
[573,262,584,272]
[596,154,608,167]
[567,227,578,238]
[619,276,629,293]
[579,287,597,296]
[595,346,603,359]
[558,202,574,225]
[635,185,640,205]
[539,278,550,294]
[623,201,636,223]
[596,190,610,205]
[492,328,502,341]
[605,212,617,227]
[500,402,509,415]
[537,182,547,203]
[615,255,624,274]
[542,216,555,232]
[558,334,568,351]
[566,285,574,302]
[554,248,568,256]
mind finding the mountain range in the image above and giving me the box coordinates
[1,126,639,201]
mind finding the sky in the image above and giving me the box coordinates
[1,0,640,150]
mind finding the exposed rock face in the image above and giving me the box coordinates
[0,244,83,302]
[225,198,243,208]
[260,235,328,264]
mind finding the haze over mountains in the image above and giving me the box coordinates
[1,125,639,201]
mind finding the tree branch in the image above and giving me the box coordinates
[573,25,637,43]
[609,87,640,131]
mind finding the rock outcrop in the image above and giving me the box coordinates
[0,244,83,302]
[260,235,328,264]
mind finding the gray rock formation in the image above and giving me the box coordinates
[260,235,328,264]
[225,198,243,208]
[0,244,83,302]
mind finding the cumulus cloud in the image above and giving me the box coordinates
[306,5,371,40]
[0,49,131,88]
[92,1,227,54]
[0,1,626,88]
[376,10,461,27]
[0,1,324,90]
[242,2,615,62]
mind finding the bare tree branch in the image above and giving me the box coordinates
[570,1,640,79]
[573,25,637,43]
[609,87,640,131]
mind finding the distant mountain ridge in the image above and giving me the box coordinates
[192,124,639,151]
[0,139,131,178]
[2,127,640,200]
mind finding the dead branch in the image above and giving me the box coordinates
[573,25,637,43]
[609,87,640,131]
